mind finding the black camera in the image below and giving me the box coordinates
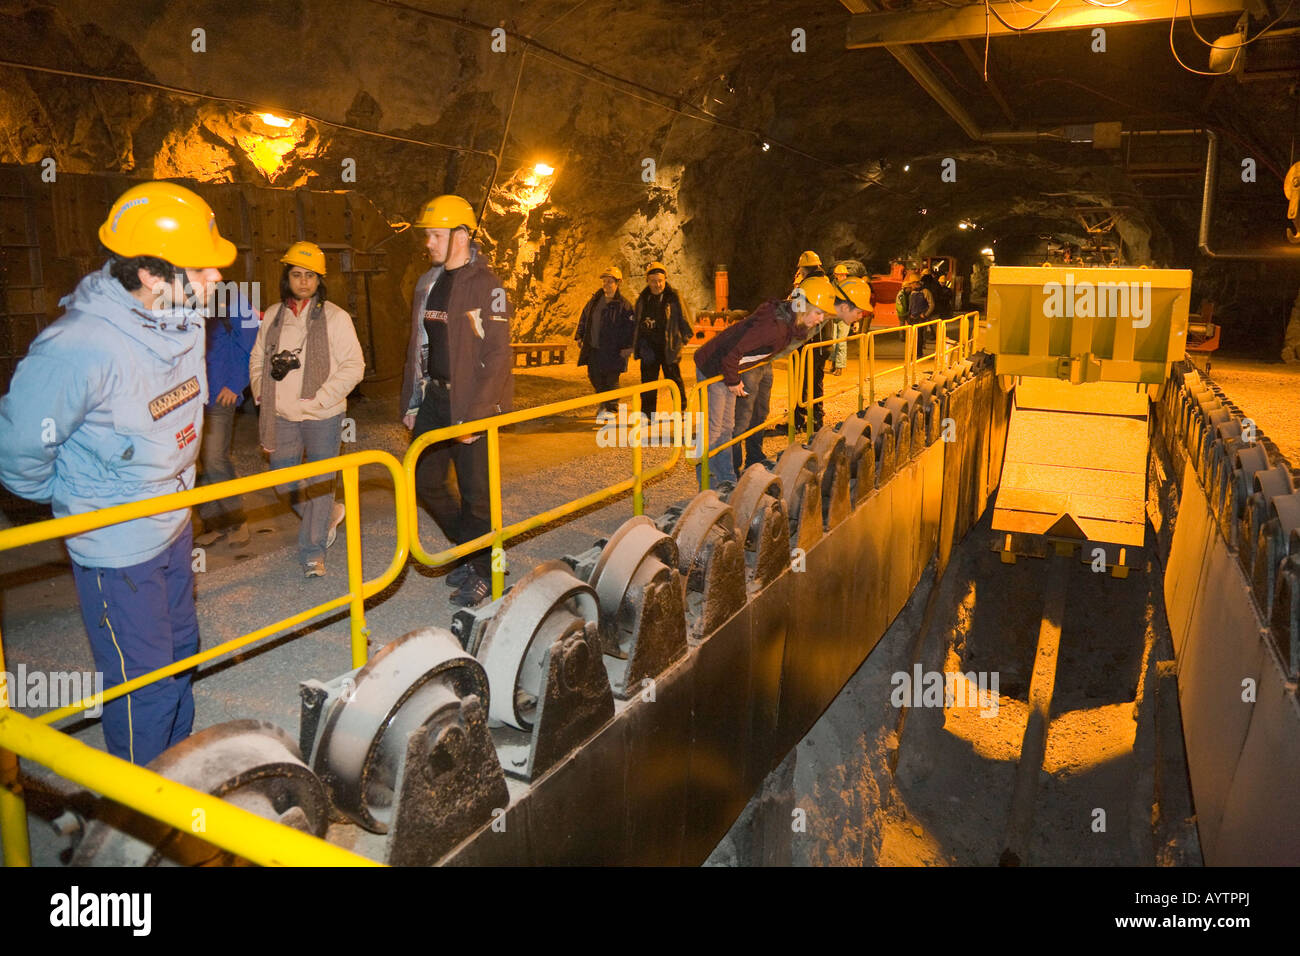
[269,348,302,381]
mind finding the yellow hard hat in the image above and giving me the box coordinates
[793,276,838,317]
[837,277,873,311]
[797,250,822,269]
[601,266,623,281]
[98,181,236,268]
[903,270,923,286]
[646,261,667,276]
[281,241,327,276]
[832,264,849,279]
[414,194,477,231]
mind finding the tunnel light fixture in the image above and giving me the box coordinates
[533,162,555,177]
[958,222,969,230]
[258,112,294,128]
[981,247,995,256]
[903,164,910,172]
[761,141,771,152]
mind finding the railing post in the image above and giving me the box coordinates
[342,467,368,670]
[805,346,815,443]
[856,333,865,414]
[0,631,31,867]
[698,380,711,491]
[487,424,505,600]
[939,318,948,370]
[632,390,645,515]
[787,361,796,444]
[868,333,876,407]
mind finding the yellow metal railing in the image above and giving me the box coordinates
[404,379,682,601]
[792,312,981,442]
[0,449,409,866]
[687,354,798,490]
[0,707,378,866]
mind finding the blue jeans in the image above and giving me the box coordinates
[71,527,198,765]
[197,401,245,530]
[269,414,343,565]
[732,364,773,472]
[700,379,737,486]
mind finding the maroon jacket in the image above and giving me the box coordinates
[400,246,513,424]
[693,299,808,386]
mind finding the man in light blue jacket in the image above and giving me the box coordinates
[0,181,235,765]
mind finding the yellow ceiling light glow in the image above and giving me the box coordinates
[259,112,294,128]
[533,162,555,176]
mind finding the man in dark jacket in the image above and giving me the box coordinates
[693,276,838,486]
[631,261,693,419]
[195,287,258,547]
[575,266,635,420]
[400,194,513,608]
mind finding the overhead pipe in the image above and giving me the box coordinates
[1198,130,1300,260]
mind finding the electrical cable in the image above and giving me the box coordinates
[987,0,1063,32]
[1169,0,1242,75]
[1185,0,1295,47]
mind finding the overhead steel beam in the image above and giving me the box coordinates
[847,0,1247,48]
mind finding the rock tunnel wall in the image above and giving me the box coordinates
[1150,365,1300,865]
[433,360,1011,865]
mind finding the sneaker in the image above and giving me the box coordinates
[325,501,346,549]
[449,574,490,608]
[304,559,326,578]
[446,562,473,588]
[194,528,227,547]
[227,523,250,547]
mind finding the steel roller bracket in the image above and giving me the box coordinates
[837,412,878,506]
[808,425,852,530]
[727,463,791,590]
[298,627,508,865]
[588,516,688,699]
[451,561,614,783]
[669,490,747,640]
[863,405,897,485]
[1254,492,1300,622]
[774,445,824,552]
[73,720,330,866]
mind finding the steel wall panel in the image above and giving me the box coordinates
[623,658,693,865]
[1214,661,1300,864]
[684,607,754,861]
[1163,460,1216,658]
[1176,527,1265,862]
[748,574,793,777]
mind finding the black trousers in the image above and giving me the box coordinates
[639,351,686,418]
[411,385,492,578]
[587,365,621,412]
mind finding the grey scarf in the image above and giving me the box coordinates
[258,296,330,452]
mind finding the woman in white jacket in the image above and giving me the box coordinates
[250,242,365,577]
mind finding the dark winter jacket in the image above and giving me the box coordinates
[205,291,259,405]
[631,283,693,363]
[575,289,635,373]
[693,299,808,387]
[400,243,513,424]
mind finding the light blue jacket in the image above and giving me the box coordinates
[0,265,207,568]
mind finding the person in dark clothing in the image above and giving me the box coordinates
[630,261,693,419]
[900,270,936,360]
[195,286,258,547]
[399,194,513,608]
[791,252,829,434]
[695,276,838,485]
[575,266,635,419]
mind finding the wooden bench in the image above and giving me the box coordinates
[511,342,569,367]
